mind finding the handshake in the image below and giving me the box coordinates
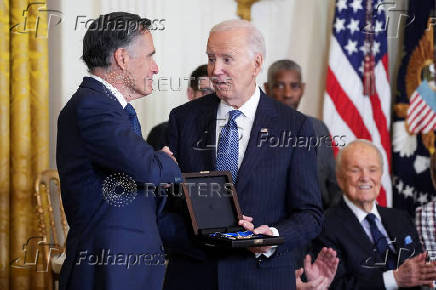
[161,146,177,164]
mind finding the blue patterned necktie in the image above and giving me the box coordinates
[124,104,142,137]
[366,213,395,269]
[216,110,242,182]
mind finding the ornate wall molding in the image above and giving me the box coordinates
[235,0,259,20]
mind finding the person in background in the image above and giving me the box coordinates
[146,64,213,150]
[265,59,341,210]
[314,139,436,289]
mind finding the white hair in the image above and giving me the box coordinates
[336,139,384,173]
[210,19,266,59]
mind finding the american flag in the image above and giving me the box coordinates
[407,82,436,134]
[323,0,392,206]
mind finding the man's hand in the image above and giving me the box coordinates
[160,146,177,164]
[238,215,254,231]
[238,216,273,254]
[304,247,339,286]
[393,252,436,287]
[295,268,329,290]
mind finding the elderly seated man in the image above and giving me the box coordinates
[314,139,436,289]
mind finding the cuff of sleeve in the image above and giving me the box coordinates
[254,227,279,259]
[383,270,398,290]
[270,227,279,237]
[154,151,182,183]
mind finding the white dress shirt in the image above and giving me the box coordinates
[90,74,128,108]
[215,84,278,258]
[343,196,398,289]
[215,84,260,169]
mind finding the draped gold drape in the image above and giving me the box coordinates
[0,0,49,289]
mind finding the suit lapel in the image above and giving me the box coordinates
[338,200,375,254]
[193,95,219,171]
[236,92,277,193]
[378,206,403,254]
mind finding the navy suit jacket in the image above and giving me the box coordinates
[309,117,341,209]
[163,90,323,290]
[313,199,423,290]
[56,77,181,290]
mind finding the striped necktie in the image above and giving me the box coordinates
[216,110,242,182]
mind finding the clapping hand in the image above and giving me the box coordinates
[295,268,329,290]
[296,247,339,290]
[304,247,339,286]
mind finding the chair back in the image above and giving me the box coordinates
[34,169,68,254]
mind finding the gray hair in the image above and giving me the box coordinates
[210,19,266,59]
[267,59,302,90]
[336,139,384,173]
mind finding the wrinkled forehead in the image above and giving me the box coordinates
[342,144,382,168]
[207,28,250,53]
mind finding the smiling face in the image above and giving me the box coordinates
[206,28,262,108]
[126,31,158,99]
[337,143,382,211]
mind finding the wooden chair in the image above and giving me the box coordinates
[34,169,68,288]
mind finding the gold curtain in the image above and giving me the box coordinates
[0,0,49,289]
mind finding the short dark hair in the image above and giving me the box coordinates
[267,59,302,90]
[189,65,208,90]
[82,12,151,71]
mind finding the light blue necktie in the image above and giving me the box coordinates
[216,110,242,182]
[124,104,142,137]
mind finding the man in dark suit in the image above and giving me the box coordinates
[56,12,181,290]
[163,19,323,290]
[146,64,213,150]
[264,59,341,210]
[314,139,436,289]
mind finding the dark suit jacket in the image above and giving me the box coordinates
[163,90,323,290]
[309,117,341,209]
[146,121,169,150]
[56,77,181,290]
[313,199,423,290]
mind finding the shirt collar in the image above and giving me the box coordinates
[90,74,128,108]
[217,84,260,121]
[343,195,381,224]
